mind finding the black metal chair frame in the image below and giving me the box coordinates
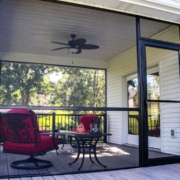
[0,110,58,170]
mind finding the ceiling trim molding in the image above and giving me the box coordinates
[119,0,180,13]
[52,0,180,25]
[0,52,107,69]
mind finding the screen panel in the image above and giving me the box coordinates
[145,46,180,158]
[0,61,105,108]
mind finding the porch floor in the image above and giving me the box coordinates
[0,143,171,177]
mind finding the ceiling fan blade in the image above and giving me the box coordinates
[51,41,68,46]
[52,47,69,51]
[68,38,86,47]
[75,49,82,54]
[82,44,99,49]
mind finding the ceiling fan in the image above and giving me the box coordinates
[51,34,99,54]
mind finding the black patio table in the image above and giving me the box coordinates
[68,132,112,170]
[41,131,111,170]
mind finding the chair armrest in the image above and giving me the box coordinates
[44,129,59,149]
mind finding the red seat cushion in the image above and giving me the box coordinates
[40,130,50,136]
[3,135,59,154]
[79,115,98,131]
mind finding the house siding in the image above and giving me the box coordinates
[107,25,180,155]
[160,51,180,155]
[107,47,137,145]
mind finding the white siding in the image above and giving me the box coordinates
[107,25,180,155]
[107,46,137,145]
[160,52,180,155]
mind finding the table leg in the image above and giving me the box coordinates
[69,138,81,166]
[56,149,59,155]
[93,137,107,168]
[56,134,65,154]
[89,138,94,163]
[78,138,85,170]
[61,143,64,149]
[61,134,65,149]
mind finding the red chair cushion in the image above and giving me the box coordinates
[7,109,39,130]
[3,135,59,154]
[2,109,41,143]
[79,114,98,131]
[40,130,50,136]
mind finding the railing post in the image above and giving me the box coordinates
[103,113,107,143]
[52,112,56,130]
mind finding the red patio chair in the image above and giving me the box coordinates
[69,114,99,147]
[0,109,59,170]
[71,114,99,133]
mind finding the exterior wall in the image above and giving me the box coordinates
[107,47,137,144]
[107,25,180,155]
[160,51,180,155]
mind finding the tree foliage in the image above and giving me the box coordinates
[0,62,105,108]
[0,62,59,105]
[51,67,105,108]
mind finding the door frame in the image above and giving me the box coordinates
[140,37,180,166]
[126,66,160,148]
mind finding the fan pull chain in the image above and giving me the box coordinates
[72,54,74,64]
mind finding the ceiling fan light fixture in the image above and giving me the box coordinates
[68,48,78,54]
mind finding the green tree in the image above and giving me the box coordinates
[50,67,105,108]
[0,62,59,105]
[0,62,105,110]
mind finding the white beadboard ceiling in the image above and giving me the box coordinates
[0,0,174,62]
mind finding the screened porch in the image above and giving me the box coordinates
[1,0,180,178]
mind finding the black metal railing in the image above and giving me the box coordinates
[128,115,160,137]
[36,113,107,142]
[128,115,139,135]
